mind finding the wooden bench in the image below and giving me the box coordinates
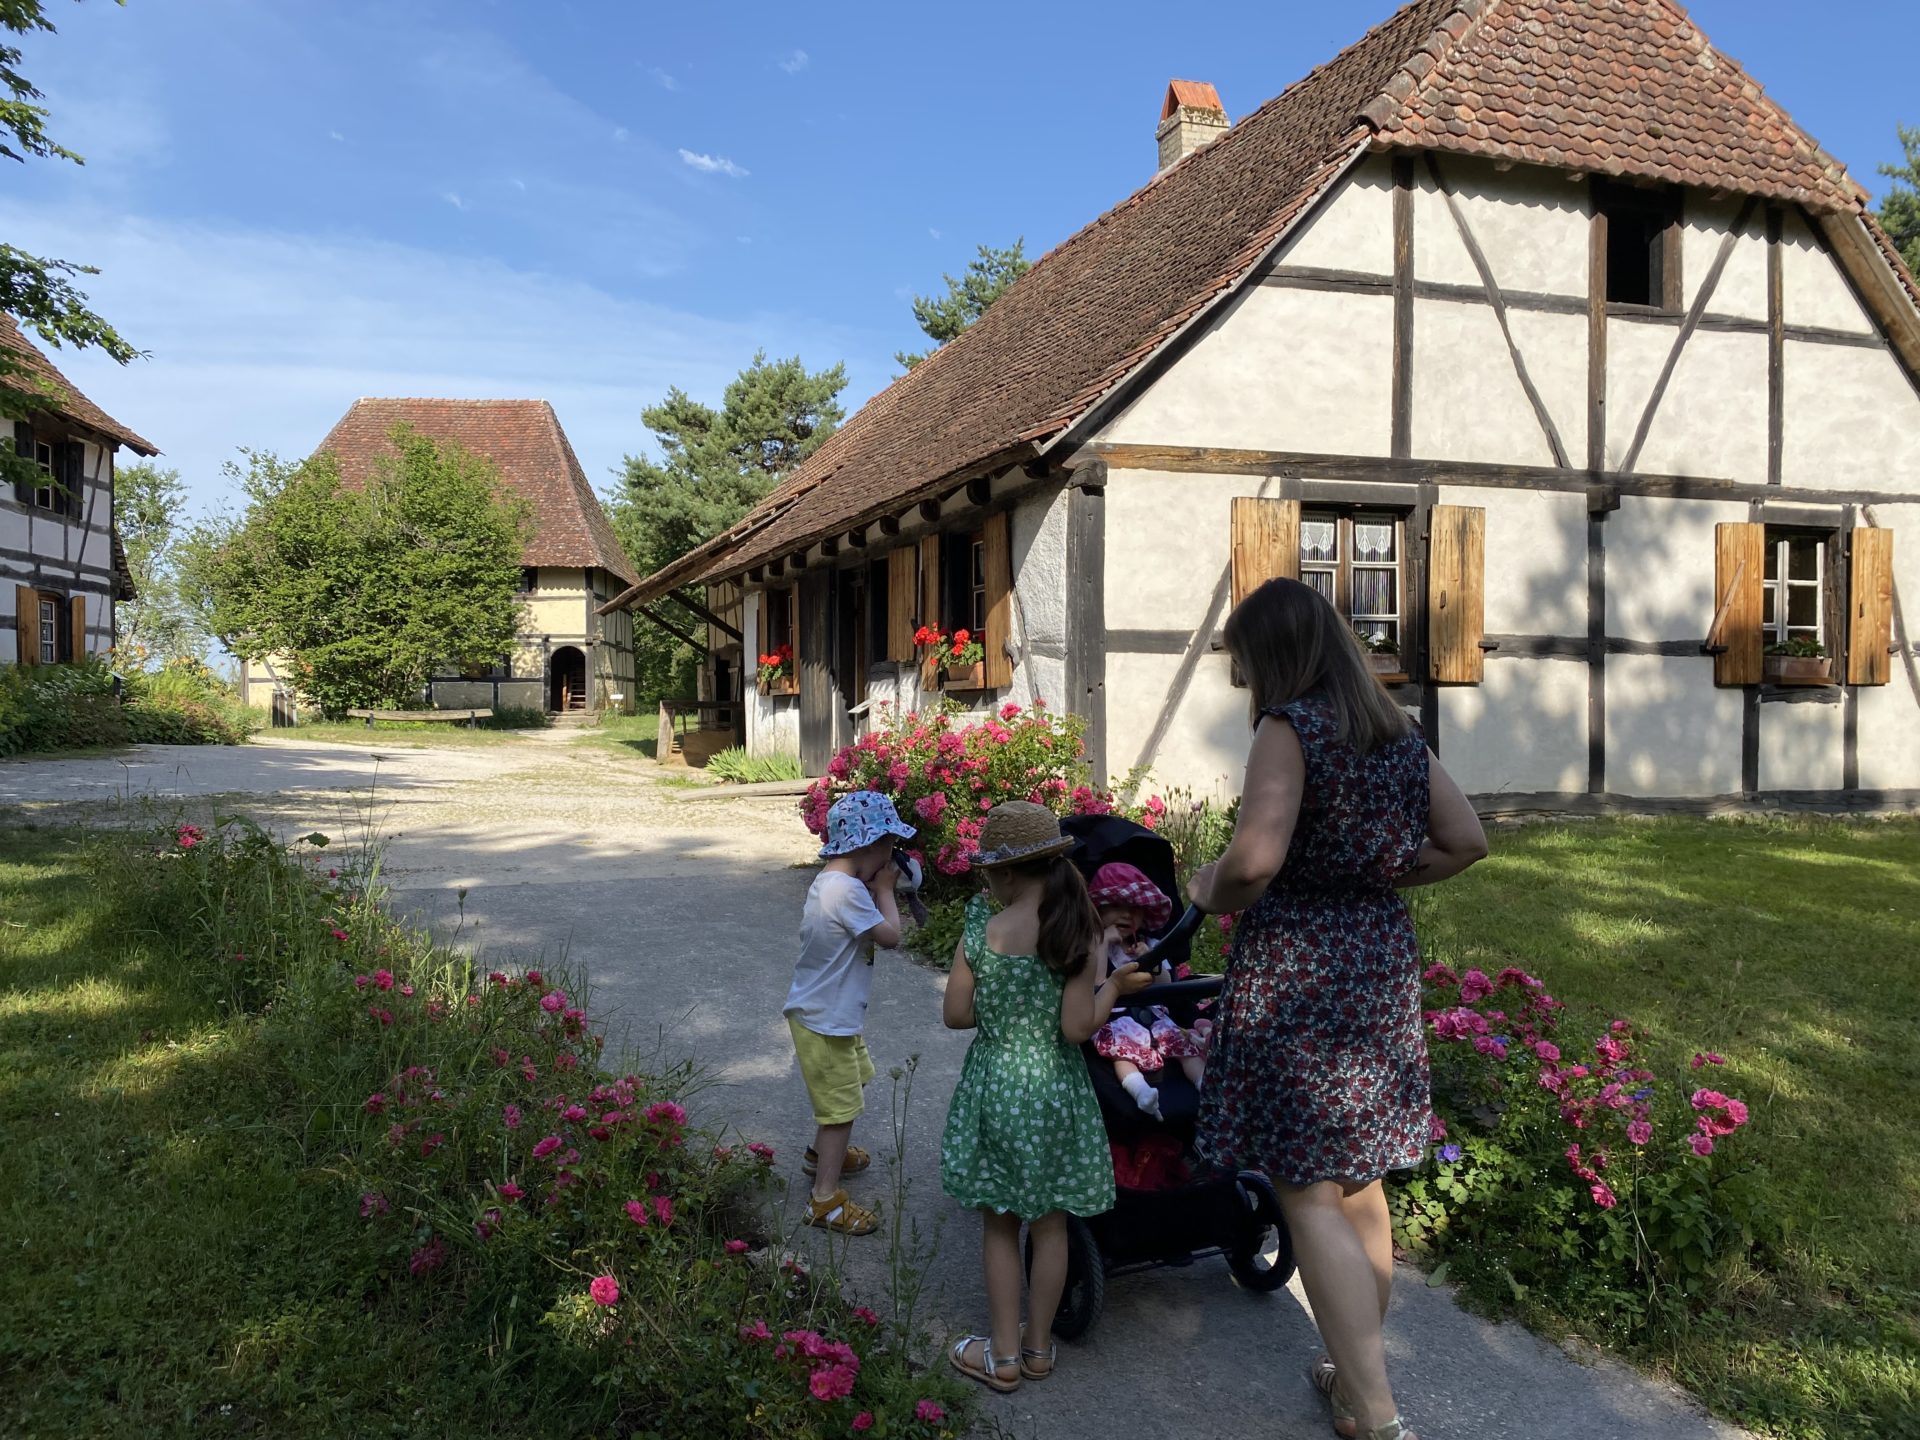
[346,708,492,728]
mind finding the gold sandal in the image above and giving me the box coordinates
[1309,1355,1358,1437]
[949,1334,1020,1393]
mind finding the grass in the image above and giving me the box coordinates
[563,712,660,761]
[265,722,541,749]
[1411,816,1920,1437]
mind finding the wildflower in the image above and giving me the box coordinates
[521,1057,538,1084]
[474,1208,502,1241]
[1458,968,1494,1003]
[644,1099,687,1128]
[498,1182,524,1203]
[409,1237,446,1277]
[556,1051,579,1070]
[739,1319,772,1342]
[419,1132,445,1157]
[503,1103,522,1130]
[916,1400,947,1424]
[1627,1119,1653,1146]
[366,1006,393,1026]
[852,1305,879,1325]
[372,968,394,991]
[364,1092,386,1114]
[1691,1051,1726,1069]
[175,823,203,849]
[1422,963,1460,988]
[562,1104,588,1124]
[810,1363,859,1402]
[359,1191,389,1218]
[652,1195,674,1227]
[532,1135,563,1160]
[1688,1134,1715,1157]
[748,1141,775,1164]
[331,928,351,943]
[852,1414,875,1433]
[625,1199,650,1227]
[589,1274,620,1307]
[1589,1182,1618,1209]
[1690,1088,1730,1110]
[1534,1041,1561,1062]
[1438,1144,1463,1164]
[1428,1115,1447,1141]
[725,1239,750,1254]
[540,990,567,1014]
[399,983,414,997]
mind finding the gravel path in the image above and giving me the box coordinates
[1,736,1748,1440]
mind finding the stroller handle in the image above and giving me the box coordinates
[1127,903,1207,974]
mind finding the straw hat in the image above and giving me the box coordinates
[970,801,1077,868]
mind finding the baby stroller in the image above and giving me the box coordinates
[1021,814,1294,1339]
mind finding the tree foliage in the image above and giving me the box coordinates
[1,1,141,486]
[607,352,846,703]
[895,240,1031,370]
[1880,124,1920,277]
[112,461,206,662]
[186,428,530,717]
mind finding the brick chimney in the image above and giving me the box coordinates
[1157,80,1228,172]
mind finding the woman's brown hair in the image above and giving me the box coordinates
[1009,856,1102,978]
[1223,577,1415,755]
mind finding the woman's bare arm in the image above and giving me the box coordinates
[1396,751,1489,888]
[1188,717,1305,915]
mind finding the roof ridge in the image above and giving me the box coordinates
[1357,0,1492,132]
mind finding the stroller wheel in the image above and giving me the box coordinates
[1025,1215,1105,1341]
[1226,1173,1295,1293]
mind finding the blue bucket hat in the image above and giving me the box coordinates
[820,790,916,858]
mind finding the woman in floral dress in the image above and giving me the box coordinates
[1188,579,1487,1440]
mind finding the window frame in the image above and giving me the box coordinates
[940,528,987,640]
[1761,527,1836,653]
[31,439,57,513]
[763,585,799,695]
[1598,181,1683,312]
[1300,508,1409,659]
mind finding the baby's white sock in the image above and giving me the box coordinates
[1121,1071,1163,1120]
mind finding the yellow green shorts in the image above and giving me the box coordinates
[787,1016,875,1126]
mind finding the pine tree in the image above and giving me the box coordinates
[895,241,1031,370]
[1879,125,1920,276]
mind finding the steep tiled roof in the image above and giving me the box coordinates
[316,399,635,584]
[613,0,1914,604]
[0,314,158,455]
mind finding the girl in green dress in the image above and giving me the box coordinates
[940,802,1152,1392]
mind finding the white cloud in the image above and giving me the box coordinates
[441,191,467,210]
[928,227,941,240]
[778,50,809,74]
[648,66,679,92]
[329,129,346,142]
[509,176,527,192]
[612,126,629,142]
[677,149,748,178]
[0,206,876,517]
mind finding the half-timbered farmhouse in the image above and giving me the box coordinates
[3,316,155,669]
[240,399,637,718]
[605,0,1920,811]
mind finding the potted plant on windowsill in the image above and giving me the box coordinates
[914,624,987,691]
[756,644,795,696]
[1355,629,1405,682]
[1763,638,1833,686]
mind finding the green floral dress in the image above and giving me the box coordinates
[941,896,1115,1218]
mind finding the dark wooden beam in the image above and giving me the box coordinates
[1588,192,1608,473]
[1064,484,1107,786]
[965,477,992,507]
[847,526,867,549]
[819,537,839,558]
[1083,443,1917,508]
[878,515,901,538]
[789,551,809,571]
[768,558,785,579]
[634,602,704,651]
[1391,156,1415,461]
[918,500,941,524]
[1768,205,1785,487]
[746,565,764,585]
[664,589,743,641]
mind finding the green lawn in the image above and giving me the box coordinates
[561,712,660,760]
[1413,817,1920,1435]
[263,721,542,749]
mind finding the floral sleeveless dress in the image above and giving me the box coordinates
[941,896,1115,1218]
[1197,696,1434,1187]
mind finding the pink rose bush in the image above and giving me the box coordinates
[1392,961,1770,1326]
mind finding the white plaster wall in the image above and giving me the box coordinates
[1009,482,1069,709]
[1780,211,1875,335]
[1781,340,1920,491]
[1758,699,1845,792]
[1607,654,1744,796]
[1104,470,1238,633]
[742,591,801,757]
[1606,496,1744,643]
[1100,286,1394,456]
[1622,328,1770,484]
[1272,157,1395,278]
[1450,485,1587,636]
[1438,657,1588,794]
[1105,650,1252,798]
[1412,302,1585,466]
[1681,197,1768,322]
[1855,501,1920,791]
[1412,157,1591,297]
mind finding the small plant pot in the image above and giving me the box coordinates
[1365,652,1401,676]
[940,661,987,692]
[1763,654,1833,686]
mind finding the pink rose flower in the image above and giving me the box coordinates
[852,1413,875,1432]
[624,1199,650,1227]
[652,1195,674,1227]
[915,1400,946,1424]
[540,990,567,1013]
[372,969,395,991]
[502,1104,522,1130]
[589,1274,619,1307]
[1627,1119,1653,1146]
[645,1100,688,1128]
[531,1135,563,1160]
[1590,1182,1618,1209]
[498,1182,524,1203]
[725,1239,750,1254]
[1688,1134,1715,1156]
[1458,968,1493,1003]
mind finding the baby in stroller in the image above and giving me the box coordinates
[1089,862,1210,1123]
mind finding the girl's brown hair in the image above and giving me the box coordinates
[1008,856,1102,978]
[1224,577,1415,755]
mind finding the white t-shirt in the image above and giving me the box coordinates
[784,870,888,1036]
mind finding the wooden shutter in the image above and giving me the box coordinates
[11,422,32,505]
[1848,527,1894,687]
[782,587,800,694]
[1428,504,1486,684]
[1710,522,1765,686]
[69,595,85,662]
[15,585,39,667]
[983,511,1013,689]
[918,533,942,689]
[1229,497,1301,608]
[886,547,916,661]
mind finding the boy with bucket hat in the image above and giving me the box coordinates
[786,790,916,1234]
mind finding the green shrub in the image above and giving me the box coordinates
[481,704,550,730]
[0,657,131,755]
[707,746,803,783]
[115,657,262,746]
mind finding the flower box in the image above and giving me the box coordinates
[939,661,988,692]
[1763,653,1833,686]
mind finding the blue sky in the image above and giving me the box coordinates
[3,0,1916,518]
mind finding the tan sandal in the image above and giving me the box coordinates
[1361,1422,1416,1440]
[803,1145,870,1176]
[1309,1354,1358,1437]
[949,1334,1020,1393]
[1019,1341,1055,1380]
[804,1188,877,1236]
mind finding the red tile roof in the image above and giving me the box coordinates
[0,314,158,455]
[316,399,635,584]
[612,0,1917,606]
[1163,81,1227,120]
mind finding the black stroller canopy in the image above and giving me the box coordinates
[1062,814,1180,940]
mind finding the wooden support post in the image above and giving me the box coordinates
[965,477,992,507]
[1064,482,1107,786]
[1391,154,1415,460]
